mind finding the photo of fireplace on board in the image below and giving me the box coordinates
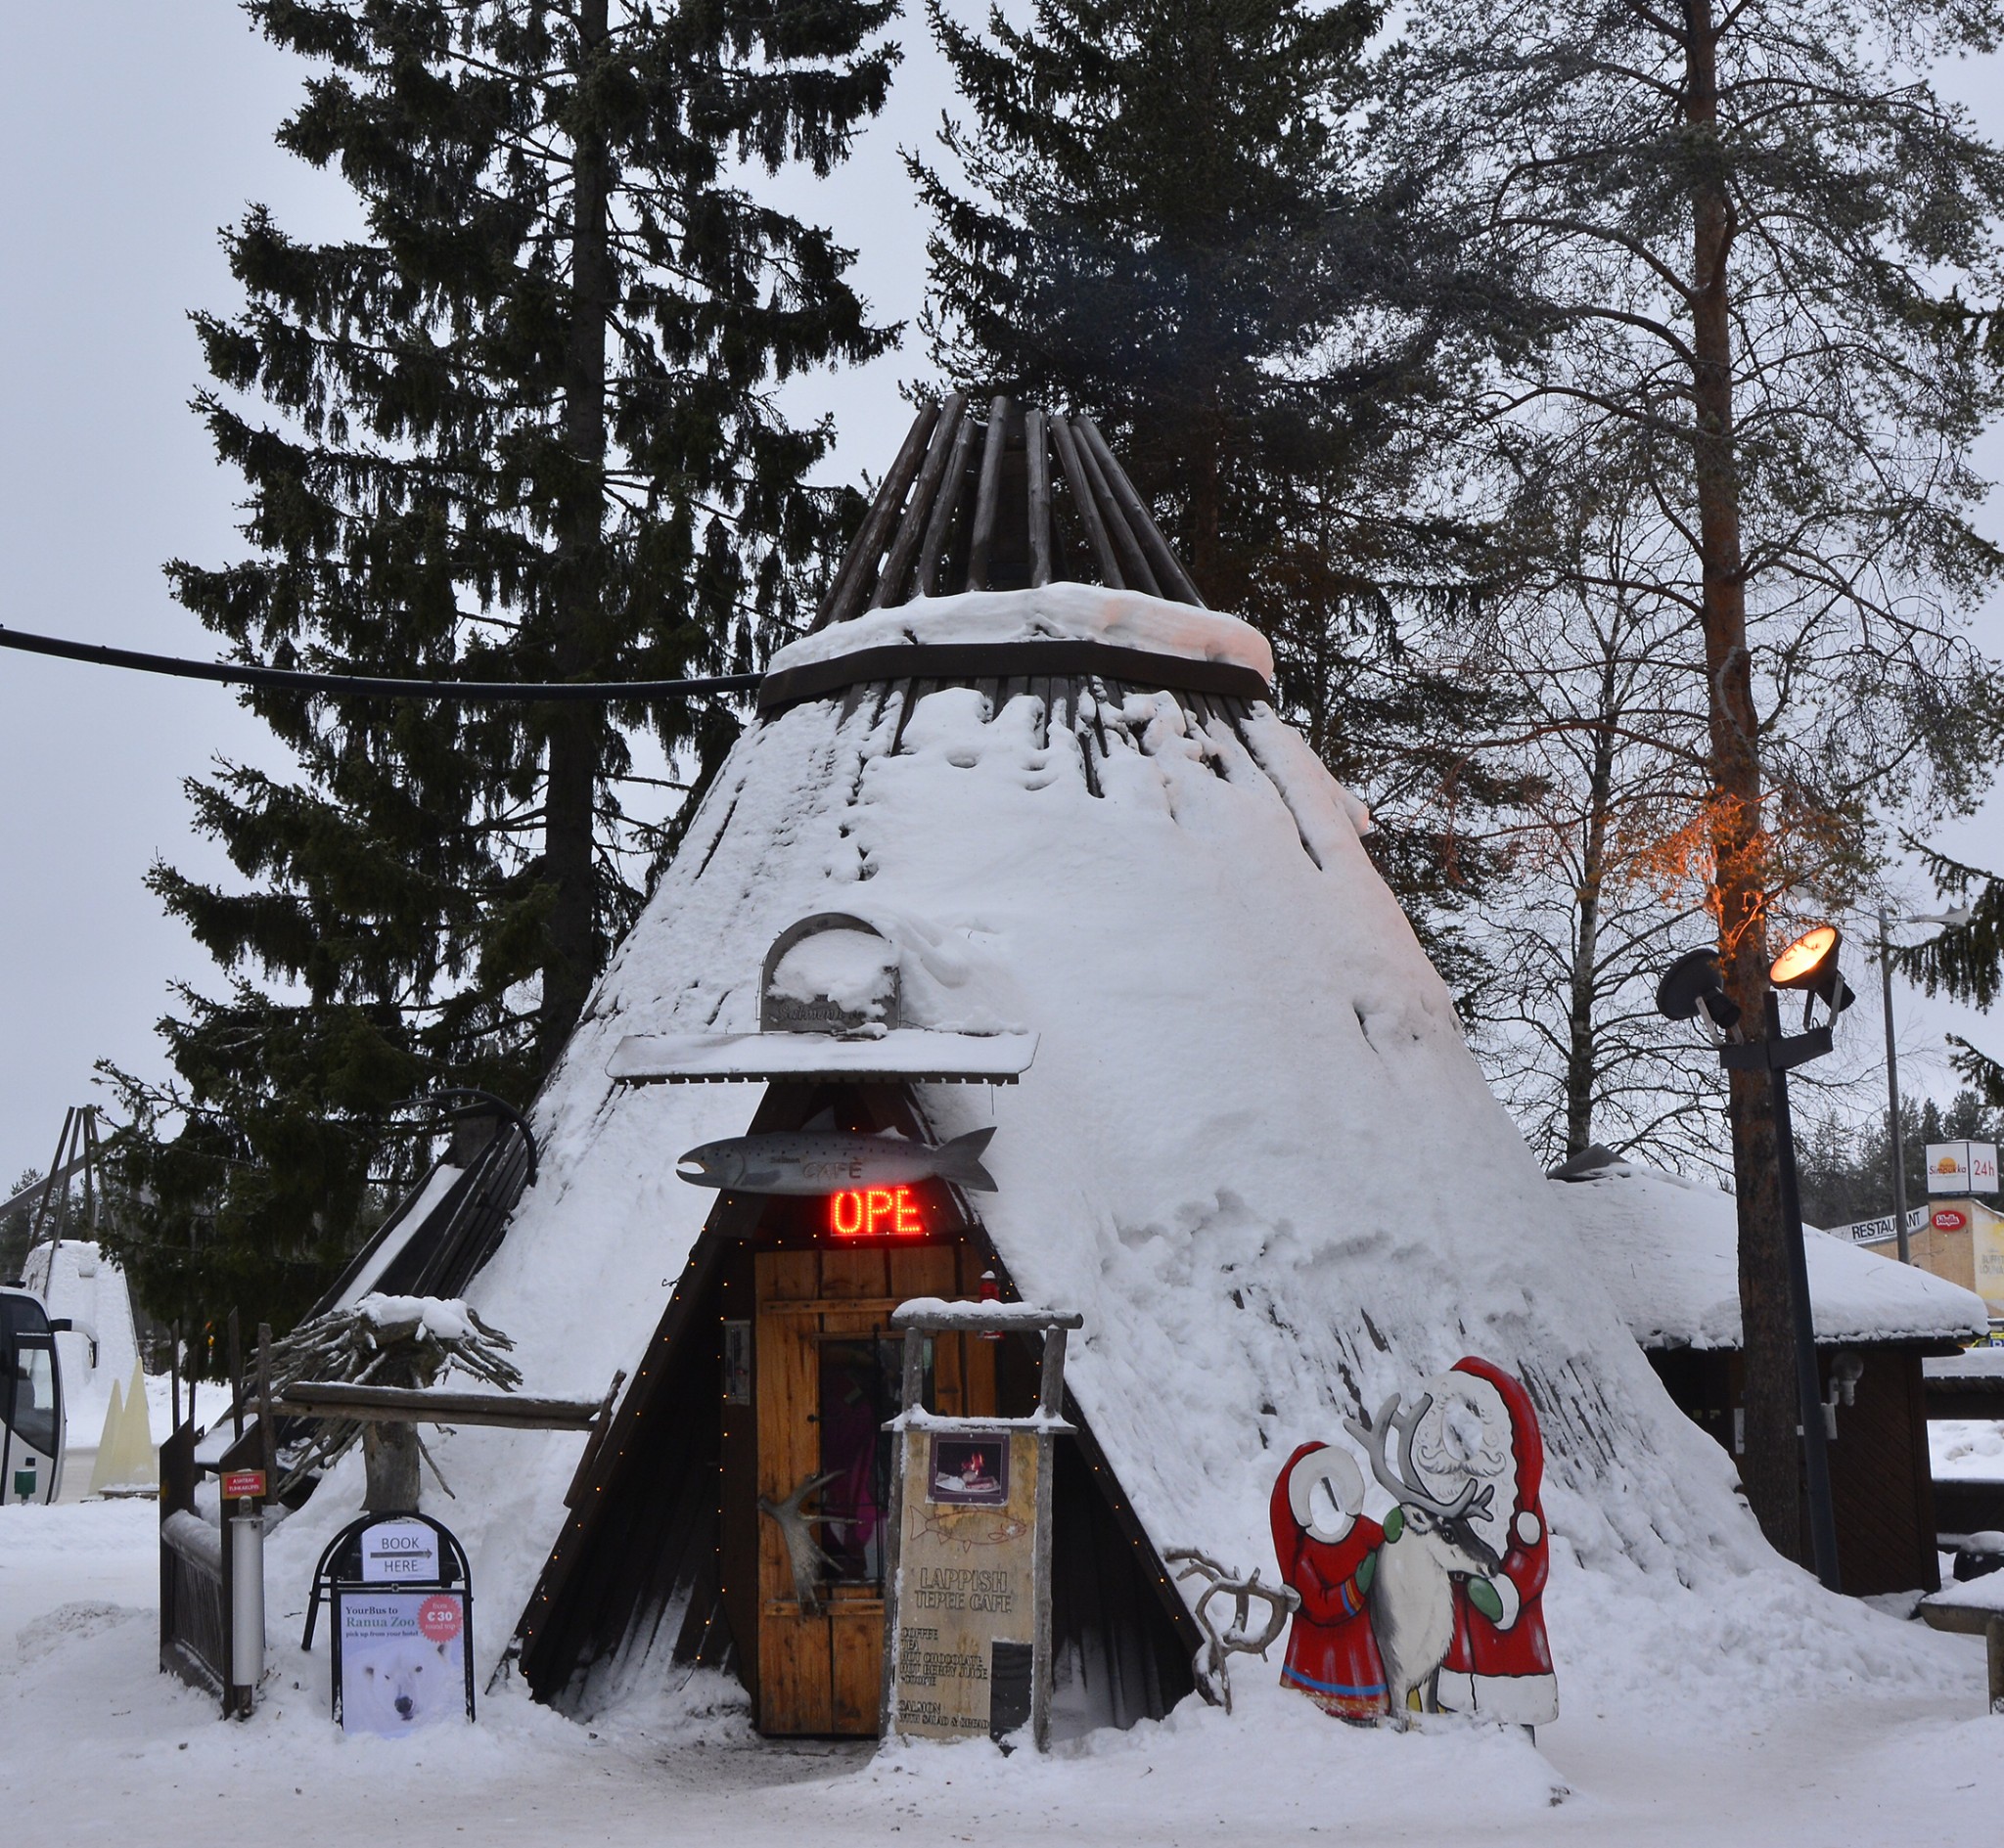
[928,1433,1009,1507]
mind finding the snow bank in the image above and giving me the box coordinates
[1556,1164,1988,1348]
[7,1498,2004,1846]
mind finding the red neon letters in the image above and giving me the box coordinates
[828,1185,924,1239]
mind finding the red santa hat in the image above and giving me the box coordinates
[1272,1440,1367,1555]
[1448,1356,1545,1555]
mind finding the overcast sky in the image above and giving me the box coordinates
[1,6,2001,1191]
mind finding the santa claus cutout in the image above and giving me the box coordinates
[1416,1357,1557,1728]
[1269,1441,1388,1721]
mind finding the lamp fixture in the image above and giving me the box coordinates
[1769,924,1854,1020]
[1650,931,1845,1592]
[1654,947,1742,1036]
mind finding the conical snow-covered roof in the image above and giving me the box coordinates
[380,563,1788,1704]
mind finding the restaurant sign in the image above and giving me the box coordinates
[1926,1142,1999,1195]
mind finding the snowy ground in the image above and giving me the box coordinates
[1931,1417,2004,1483]
[4,1499,2002,1846]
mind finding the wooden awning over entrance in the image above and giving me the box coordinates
[606,1029,1038,1086]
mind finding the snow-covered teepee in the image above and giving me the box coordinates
[408,397,1808,1739]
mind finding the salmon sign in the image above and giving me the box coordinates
[676,1128,997,1194]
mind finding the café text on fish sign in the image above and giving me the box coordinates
[830,1185,925,1239]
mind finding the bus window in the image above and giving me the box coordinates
[11,1339,58,1459]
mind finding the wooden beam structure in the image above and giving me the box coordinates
[268,1381,605,1431]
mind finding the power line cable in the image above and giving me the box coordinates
[0,623,761,702]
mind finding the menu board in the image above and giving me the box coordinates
[888,1427,1040,1741]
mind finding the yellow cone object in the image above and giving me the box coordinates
[85,1376,125,1497]
[96,1364,158,1494]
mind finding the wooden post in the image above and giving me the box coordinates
[966,396,1011,591]
[916,410,979,598]
[228,1309,243,1444]
[821,399,940,627]
[256,1325,277,1484]
[1025,408,1053,588]
[878,393,968,608]
[1036,1326,1069,1421]
[883,1302,1081,1751]
[1988,1613,2003,1716]
[1049,414,1121,587]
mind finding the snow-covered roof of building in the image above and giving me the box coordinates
[361,577,1799,1680]
[1555,1162,1987,1349]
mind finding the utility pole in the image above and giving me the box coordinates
[1879,908,1912,1264]
[1877,904,1973,1265]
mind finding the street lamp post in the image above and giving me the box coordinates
[1656,928,1852,1594]
[1879,908,1912,1264]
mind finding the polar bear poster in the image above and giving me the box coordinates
[337,1591,470,1735]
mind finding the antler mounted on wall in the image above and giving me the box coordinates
[757,1469,856,1616]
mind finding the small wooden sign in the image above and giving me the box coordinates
[221,1468,266,1500]
[889,1426,1041,1741]
[881,1301,1079,1751]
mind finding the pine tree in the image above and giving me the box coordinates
[1394,0,2004,1558]
[909,0,1531,983]
[105,0,896,1359]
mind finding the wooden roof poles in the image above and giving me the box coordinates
[811,395,1207,625]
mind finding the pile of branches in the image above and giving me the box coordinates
[267,1293,520,1492]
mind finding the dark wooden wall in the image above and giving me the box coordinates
[1647,1342,1941,1596]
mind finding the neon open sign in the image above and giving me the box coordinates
[829,1186,924,1239]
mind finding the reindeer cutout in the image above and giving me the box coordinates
[1344,1393,1500,1727]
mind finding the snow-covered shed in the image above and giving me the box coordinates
[411,396,1802,1742]
[1554,1159,1987,1594]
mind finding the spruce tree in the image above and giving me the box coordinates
[910,0,1528,976]
[105,0,896,1359]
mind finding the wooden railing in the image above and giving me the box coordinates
[159,1421,225,1696]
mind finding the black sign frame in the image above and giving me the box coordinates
[302,1511,477,1728]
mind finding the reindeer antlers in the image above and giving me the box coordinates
[757,1469,858,1616]
[1344,1392,1494,1525]
[1164,1549,1300,1713]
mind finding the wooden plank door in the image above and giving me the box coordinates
[752,1243,969,1735]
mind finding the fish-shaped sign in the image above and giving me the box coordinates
[676,1126,998,1194]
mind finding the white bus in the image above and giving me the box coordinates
[1,1285,64,1505]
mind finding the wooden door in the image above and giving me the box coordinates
[752,1243,992,1735]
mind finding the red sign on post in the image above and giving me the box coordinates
[222,1469,267,1500]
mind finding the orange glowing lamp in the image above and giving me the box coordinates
[828,1185,925,1239]
[1769,924,1840,990]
